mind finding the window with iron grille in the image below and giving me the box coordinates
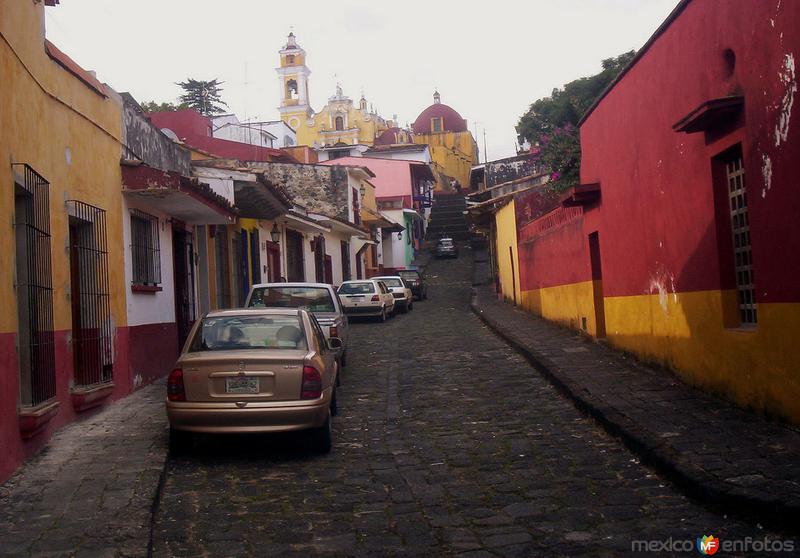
[130,209,161,286]
[726,156,757,326]
[66,200,113,386]
[13,164,57,407]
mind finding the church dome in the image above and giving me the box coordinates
[375,127,413,145]
[412,91,468,134]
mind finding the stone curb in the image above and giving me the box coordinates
[470,288,800,533]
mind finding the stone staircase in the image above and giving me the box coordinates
[425,192,469,241]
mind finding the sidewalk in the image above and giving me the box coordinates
[0,380,168,558]
[471,282,800,532]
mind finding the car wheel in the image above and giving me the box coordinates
[169,428,192,456]
[310,414,332,454]
[340,350,347,368]
[408,301,413,311]
[390,306,397,318]
[401,301,409,314]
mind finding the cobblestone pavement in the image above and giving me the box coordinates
[0,381,167,558]
[152,250,780,557]
[472,280,800,530]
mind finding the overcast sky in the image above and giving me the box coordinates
[45,0,678,160]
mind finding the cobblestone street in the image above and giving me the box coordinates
[152,251,774,557]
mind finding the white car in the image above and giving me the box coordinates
[244,283,350,366]
[337,280,396,322]
[372,276,414,313]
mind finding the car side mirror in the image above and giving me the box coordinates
[328,337,343,351]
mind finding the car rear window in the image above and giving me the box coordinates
[248,287,336,313]
[188,315,307,352]
[379,278,403,288]
[338,282,376,294]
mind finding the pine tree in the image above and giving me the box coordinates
[176,78,228,116]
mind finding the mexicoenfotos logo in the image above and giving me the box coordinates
[631,535,795,553]
[697,535,720,555]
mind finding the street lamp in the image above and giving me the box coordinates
[270,222,281,243]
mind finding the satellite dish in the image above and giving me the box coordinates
[161,128,179,141]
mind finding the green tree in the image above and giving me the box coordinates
[176,78,228,116]
[140,100,186,113]
[517,51,635,191]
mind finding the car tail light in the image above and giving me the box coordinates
[301,365,322,399]
[167,368,186,402]
[330,325,339,338]
[371,295,380,301]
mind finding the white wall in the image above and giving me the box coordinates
[364,147,431,164]
[380,209,406,270]
[196,175,235,204]
[122,197,177,327]
[214,124,275,149]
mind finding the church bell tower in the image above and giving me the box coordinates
[276,32,312,129]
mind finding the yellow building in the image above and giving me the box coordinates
[1,0,128,479]
[411,91,479,190]
[277,33,391,148]
[493,200,521,306]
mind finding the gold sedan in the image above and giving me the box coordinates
[166,308,341,454]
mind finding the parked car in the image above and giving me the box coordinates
[398,269,428,300]
[372,275,414,313]
[436,237,459,258]
[245,283,350,367]
[166,308,341,454]
[337,279,396,322]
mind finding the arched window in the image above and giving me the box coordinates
[335,116,344,131]
[286,79,298,100]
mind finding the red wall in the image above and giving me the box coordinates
[147,110,294,163]
[517,1,800,303]
[0,325,165,482]
[518,207,593,291]
[577,0,800,302]
[127,322,178,387]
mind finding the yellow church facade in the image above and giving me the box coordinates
[276,33,390,148]
[276,33,479,190]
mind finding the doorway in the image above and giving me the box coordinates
[173,227,196,350]
[286,229,305,282]
[267,241,281,282]
[588,231,606,338]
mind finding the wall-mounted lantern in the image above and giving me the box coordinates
[270,222,281,243]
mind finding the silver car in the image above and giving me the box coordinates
[245,283,350,367]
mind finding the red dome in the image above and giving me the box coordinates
[412,103,467,134]
[375,127,413,145]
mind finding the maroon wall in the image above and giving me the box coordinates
[0,327,148,483]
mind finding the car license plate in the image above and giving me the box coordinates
[225,377,259,394]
